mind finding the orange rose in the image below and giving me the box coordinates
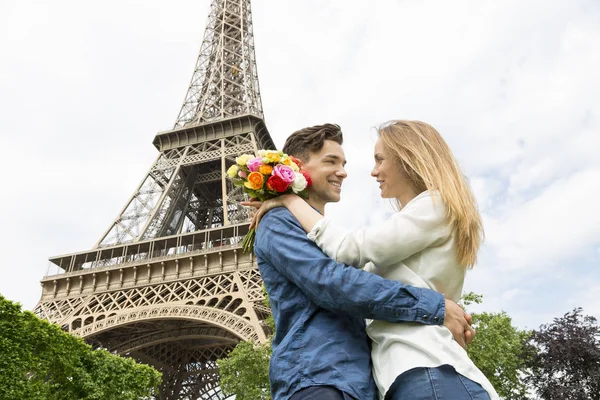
[244,172,264,190]
[259,165,274,175]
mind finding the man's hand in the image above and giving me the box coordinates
[464,311,475,345]
[443,299,476,349]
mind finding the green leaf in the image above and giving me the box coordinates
[0,294,161,400]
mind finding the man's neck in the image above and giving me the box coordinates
[306,198,326,215]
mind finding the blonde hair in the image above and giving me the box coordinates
[377,120,484,268]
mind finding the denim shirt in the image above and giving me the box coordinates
[254,208,445,400]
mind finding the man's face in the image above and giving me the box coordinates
[301,140,348,208]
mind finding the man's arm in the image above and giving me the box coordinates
[255,208,444,325]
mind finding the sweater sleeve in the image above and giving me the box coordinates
[307,194,451,269]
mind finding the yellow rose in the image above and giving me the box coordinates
[268,154,281,163]
[227,164,239,179]
[259,165,274,175]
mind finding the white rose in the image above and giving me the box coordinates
[291,172,307,193]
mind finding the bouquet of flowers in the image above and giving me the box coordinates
[227,150,311,253]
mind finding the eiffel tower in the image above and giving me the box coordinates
[34,1,274,398]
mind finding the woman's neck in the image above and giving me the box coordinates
[397,189,420,209]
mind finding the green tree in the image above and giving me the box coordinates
[462,292,531,400]
[217,341,272,400]
[217,289,272,400]
[0,294,161,400]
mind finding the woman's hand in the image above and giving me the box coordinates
[241,196,290,229]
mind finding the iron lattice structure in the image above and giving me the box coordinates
[34,1,274,398]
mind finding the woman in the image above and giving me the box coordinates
[249,120,498,400]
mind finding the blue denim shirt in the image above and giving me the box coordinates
[254,208,446,400]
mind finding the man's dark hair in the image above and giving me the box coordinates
[282,123,343,162]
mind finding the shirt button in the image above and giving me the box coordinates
[422,315,428,319]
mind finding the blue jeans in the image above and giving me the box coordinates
[384,365,490,400]
[290,386,356,400]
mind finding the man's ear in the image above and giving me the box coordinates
[290,156,304,170]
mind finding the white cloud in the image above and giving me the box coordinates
[569,283,600,318]
[486,168,600,269]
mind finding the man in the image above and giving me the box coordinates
[253,124,472,400]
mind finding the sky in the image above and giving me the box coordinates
[1,0,599,331]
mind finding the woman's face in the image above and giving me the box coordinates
[371,137,413,199]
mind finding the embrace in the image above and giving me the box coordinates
[245,122,499,400]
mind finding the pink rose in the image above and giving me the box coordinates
[246,157,263,172]
[238,170,247,178]
[273,164,295,184]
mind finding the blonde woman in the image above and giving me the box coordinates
[248,120,499,400]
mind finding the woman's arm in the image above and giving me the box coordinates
[250,193,450,270]
[308,195,451,269]
[244,195,323,231]
[281,195,324,233]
